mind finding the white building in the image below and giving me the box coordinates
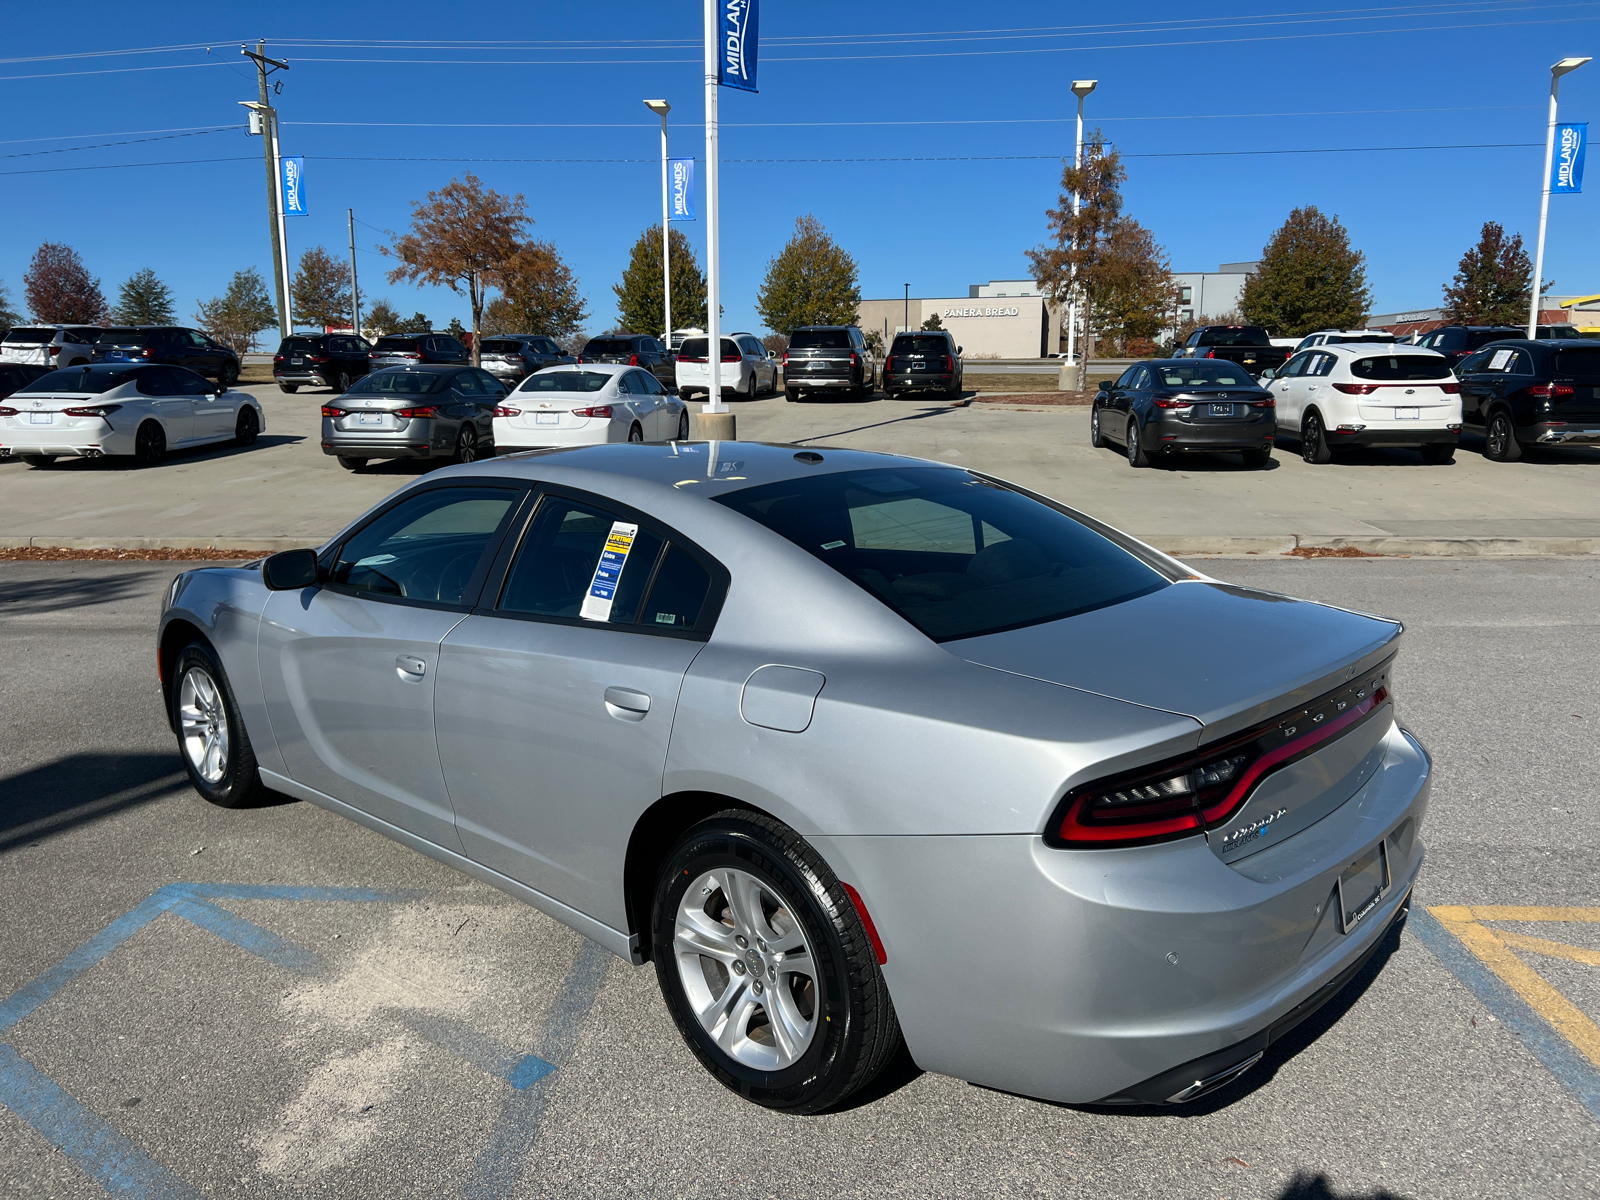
[1169,262,1260,324]
[857,280,1060,359]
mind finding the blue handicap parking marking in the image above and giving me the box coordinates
[0,882,583,1198]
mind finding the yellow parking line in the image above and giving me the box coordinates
[1498,930,1600,967]
[1428,906,1600,1072]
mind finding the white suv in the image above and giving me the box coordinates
[1264,343,1461,464]
[1292,330,1400,353]
[674,332,779,400]
[1,325,103,368]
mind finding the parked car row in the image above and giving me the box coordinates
[2,324,241,385]
[1093,336,1600,467]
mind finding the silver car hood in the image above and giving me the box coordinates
[950,578,1401,739]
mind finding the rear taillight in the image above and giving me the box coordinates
[395,405,439,418]
[680,354,705,363]
[309,355,330,364]
[1203,348,1215,358]
[782,352,789,366]
[0,406,18,417]
[47,345,60,356]
[883,354,894,374]
[944,355,953,372]
[62,404,121,418]
[629,353,640,365]
[722,352,741,363]
[576,355,585,363]
[1333,383,1378,395]
[274,355,285,363]
[1527,383,1575,398]
[1248,397,1275,408]
[572,405,613,418]
[1439,383,1461,394]
[142,348,153,358]
[850,351,859,366]
[493,405,521,417]
[1047,671,1392,849]
[1154,398,1192,409]
[321,406,344,417]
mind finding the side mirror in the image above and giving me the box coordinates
[1097,379,1113,392]
[263,548,321,591]
[956,346,963,355]
[1258,368,1276,381]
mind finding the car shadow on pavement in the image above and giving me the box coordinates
[1156,453,1282,473]
[0,570,153,614]
[791,404,959,446]
[1275,1173,1407,1200]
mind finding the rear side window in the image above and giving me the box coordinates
[890,335,950,355]
[715,467,1170,642]
[789,329,851,349]
[333,487,517,606]
[1350,355,1452,380]
[1553,349,1600,379]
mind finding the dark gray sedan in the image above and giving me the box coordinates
[1093,359,1277,469]
[320,365,508,471]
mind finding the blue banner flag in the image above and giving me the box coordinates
[669,158,696,220]
[1552,123,1586,194]
[717,0,758,92]
[281,155,307,215]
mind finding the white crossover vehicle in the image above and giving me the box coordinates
[675,333,779,401]
[1,324,103,367]
[0,363,264,466]
[492,364,688,452]
[1263,344,1461,464]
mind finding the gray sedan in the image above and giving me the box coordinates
[156,444,1429,1113]
[321,365,508,471]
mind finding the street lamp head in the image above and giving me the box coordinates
[644,99,671,116]
[1071,79,1098,98]
[1552,56,1591,77]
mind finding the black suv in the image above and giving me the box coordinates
[273,333,374,393]
[1454,338,1600,461]
[1412,326,1525,370]
[368,333,470,369]
[783,325,877,401]
[479,334,574,384]
[883,330,963,398]
[577,334,676,392]
[91,327,241,385]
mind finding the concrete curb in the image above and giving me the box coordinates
[4,534,1598,558]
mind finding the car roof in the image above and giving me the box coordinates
[529,362,628,376]
[1321,343,1443,357]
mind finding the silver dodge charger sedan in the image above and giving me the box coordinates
[156,443,1428,1113]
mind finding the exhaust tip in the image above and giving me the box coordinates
[1165,1050,1265,1104]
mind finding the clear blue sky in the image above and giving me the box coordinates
[4,1,1597,339]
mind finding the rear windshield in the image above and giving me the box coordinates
[714,467,1170,642]
[1197,327,1270,347]
[373,337,423,351]
[890,335,949,355]
[1152,362,1258,388]
[479,340,524,354]
[279,338,316,353]
[348,370,446,394]
[94,329,151,346]
[6,328,58,344]
[582,338,634,356]
[789,329,851,349]
[1554,348,1600,378]
[17,367,141,394]
[1350,355,1452,381]
[517,371,610,393]
[677,338,735,359]
[1325,335,1396,346]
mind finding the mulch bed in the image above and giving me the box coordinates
[1286,545,1386,558]
[0,547,265,561]
[973,392,1094,406]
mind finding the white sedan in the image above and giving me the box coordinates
[492,364,688,452]
[0,363,264,467]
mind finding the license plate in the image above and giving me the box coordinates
[1396,407,1419,420]
[291,356,304,364]
[535,412,559,425]
[1210,403,1233,416]
[1336,841,1390,934]
[912,362,926,371]
[29,412,51,424]
[358,413,383,426]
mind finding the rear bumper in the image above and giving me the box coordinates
[1328,426,1458,446]
[886,372,953,390]
[1154,423,1275,449]
[274,370,330,386]
[0,424,133,457]
[321,441,436,459]
[1529,422,1600,444]
[787,376,855,389]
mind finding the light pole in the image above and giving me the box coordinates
[1063,79,1097,387]
[903,283,910,333]
[1529,57,1591,338]
[701,0,732,436]
[645,100,672,350]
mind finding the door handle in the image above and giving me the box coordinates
[604,687,651,721]
[395,655,426,681]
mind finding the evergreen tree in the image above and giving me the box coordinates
[195,269,278,353]
[1441,222,1533,326]
[396,311,431,334]
[445,316,468,340]
[364,298,402,337]
[756,215,861,335]
[486,241,589,338]
[291,246,352,330]
[112,268,176,324]
[23,242,108,322]
[1240,206,1370,336]
[920,312,944,331]
[610,227,706,337]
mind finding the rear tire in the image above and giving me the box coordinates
[1420,443,1455,465]
[218,361,240,388]
[1484,412,1522,462]
[22,454,56,468]
[337,455,368,471]
[1301,412,1334,464]
[1126,418,1150,468]
[135,421,166,466]
[651,810,903,1114]
[453,424,480,464]
[234,406,259,446]
[1239,446,1272,468]
[171,642,266,809]
[279,383,299,394]
[787,388,804,403]
[628,422,644,443]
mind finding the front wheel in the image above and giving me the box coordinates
[1301,412,1334,464]
[171,642,265,808]
[676,409,690,440]
[218,361,239,388]
[1484,413,1522,462]
[1420,443,1455,465]
[652,810,903,1113]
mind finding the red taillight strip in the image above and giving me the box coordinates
[1200,687,1386,825]
[840,882,887,964]
[1056,799,1202,844]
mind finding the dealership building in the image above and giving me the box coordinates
[857,280,1062,359]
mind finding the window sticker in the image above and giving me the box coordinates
[1489,349,1516,371]
[580,521,639,622]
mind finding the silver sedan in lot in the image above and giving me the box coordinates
[321,365,508,471]
[156,443,1429,1113]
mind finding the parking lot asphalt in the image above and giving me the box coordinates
[2,382,1597,550]
[2,556,1597,1199]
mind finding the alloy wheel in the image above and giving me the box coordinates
[336,371,352,393]
[677,410,690,440]
[673,867,819,1071]
[628,423,644,443]
[135,422,165,465]
[455,425,478,463]
[179,667,230,785]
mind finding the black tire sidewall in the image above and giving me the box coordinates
[652,819,860,1111]
[170,643,256,807]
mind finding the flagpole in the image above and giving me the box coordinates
[701,0,733,438]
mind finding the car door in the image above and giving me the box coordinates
[630,368,669,437]
[1272,352,1311,430]
[446,369,487,439]
[434,488,722,927]
[1302,352,1336,416]
[133,367,194,442]
[473,369,508,440]
[256,484,525,849]
[175,366,232,439]
[613,369,645,431]
[1453,349,1494,428]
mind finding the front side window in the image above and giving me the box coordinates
[1350,355,1453,381]
[1280,353,1310,378]
[333,487,518,605]
[715,468,1170,642]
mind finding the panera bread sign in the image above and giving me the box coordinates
[942,306,1022,318]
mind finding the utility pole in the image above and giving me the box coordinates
[645,100,672,349]
[701,0,731,435]
[1529,57,1591,338]
[348,207,361,337]
[241,42,291,339]
[1065,79,1097,391]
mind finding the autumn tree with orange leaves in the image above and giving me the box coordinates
[382,173,530,365]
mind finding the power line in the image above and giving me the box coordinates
[0,124,249,145]
[0,156,256,177]
[0,61,232,82]
[0,126,236,160]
